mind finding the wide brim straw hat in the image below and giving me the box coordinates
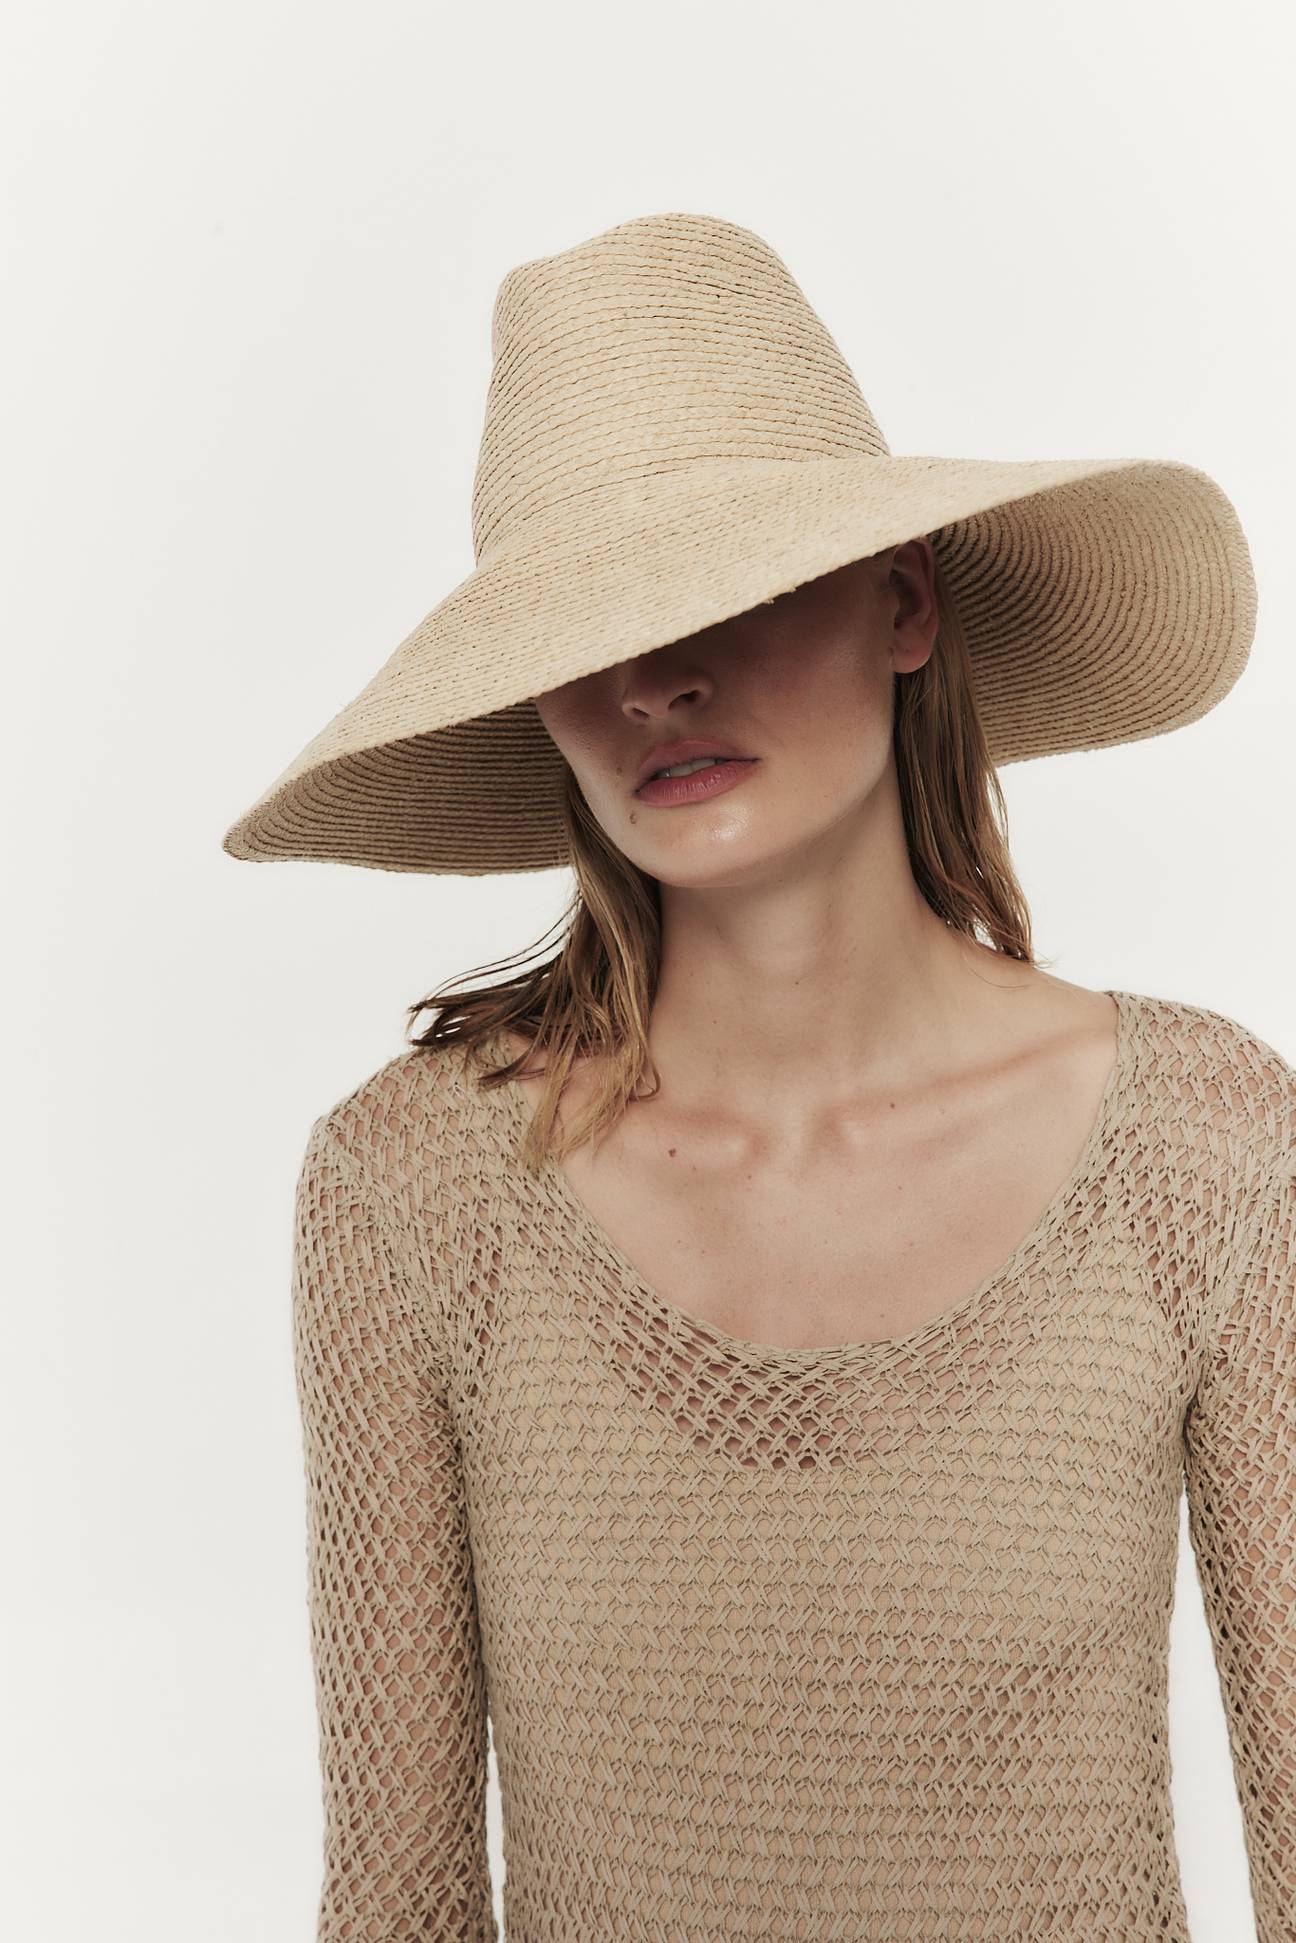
[220,210,1257,876]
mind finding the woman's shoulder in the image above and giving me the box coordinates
[301,1032,509,1218]
[1117,985,1295,1171]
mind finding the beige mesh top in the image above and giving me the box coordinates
[289,986,1296,1942]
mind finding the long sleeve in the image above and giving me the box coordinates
[1184,1138,1296,1943]
[291,1114,496,1942]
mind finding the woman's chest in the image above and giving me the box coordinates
[547,1069,1113,1355]
[457,1288,1189,1695]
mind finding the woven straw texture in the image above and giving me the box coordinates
[222,213,1257,874]
[290,986,1295,1940]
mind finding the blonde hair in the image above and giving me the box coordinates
[407,552,1043,1171]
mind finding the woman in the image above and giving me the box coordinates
[222,213,1294,1940]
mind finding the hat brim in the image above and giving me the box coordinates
[220,451,1256,874]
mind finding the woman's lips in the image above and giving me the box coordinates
[633,757,761,807]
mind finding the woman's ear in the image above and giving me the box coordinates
[889,538,940,674]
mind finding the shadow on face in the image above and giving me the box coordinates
[533,541,938,889]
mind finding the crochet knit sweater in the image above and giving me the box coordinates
[289,986,1296,1942]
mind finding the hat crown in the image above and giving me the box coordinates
[471,212,890,562]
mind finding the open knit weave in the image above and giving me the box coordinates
[289,986,1296,1941]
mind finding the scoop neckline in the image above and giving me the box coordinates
[490,986,1140,1369]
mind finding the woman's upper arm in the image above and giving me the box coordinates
[1183,1134,1296,1943]
[290,1112,496,1942]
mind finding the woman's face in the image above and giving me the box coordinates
[533,538,938,888]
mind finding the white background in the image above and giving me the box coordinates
[5,1,1293,1937]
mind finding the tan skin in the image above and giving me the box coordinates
[503,539,1121,1354]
